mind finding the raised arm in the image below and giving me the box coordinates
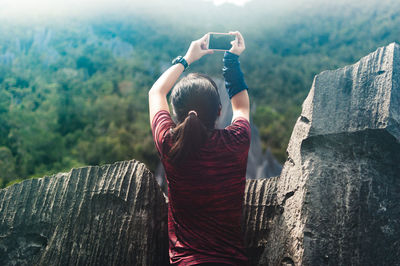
[223,31,250,123]
[231,89,250,122]
[148,34,213,125]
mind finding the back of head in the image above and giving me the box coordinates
[169,73,221,164]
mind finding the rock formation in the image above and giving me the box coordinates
[0,43,399,265]
[0,161,168,265]
[243,42,400,265]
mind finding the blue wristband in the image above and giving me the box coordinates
[222,51,248,99]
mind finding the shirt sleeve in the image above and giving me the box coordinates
[151,110,176,158]
[224,117,251,153]
[222,51,248,99]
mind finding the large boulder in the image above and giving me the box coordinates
[0,160,168,266]
[243,42,400,265]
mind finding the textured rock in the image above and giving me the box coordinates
[243,42,400,265]
[0,160,168,266]
[242,177,280,265]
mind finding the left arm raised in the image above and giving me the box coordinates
[148,34,213,125]
[148,63,185,125]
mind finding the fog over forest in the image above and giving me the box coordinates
[0,0,399,187]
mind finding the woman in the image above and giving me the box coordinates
[149,31,250,266]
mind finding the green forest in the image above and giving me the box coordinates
[0,0,399,187]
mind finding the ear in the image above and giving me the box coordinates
[217,105,222,116]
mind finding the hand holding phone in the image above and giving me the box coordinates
[207,31,245,55]
[183,34,214,65]
[227,31,245,56]
[207,32,236,51]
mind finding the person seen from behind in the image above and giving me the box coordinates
[149,31,250,265]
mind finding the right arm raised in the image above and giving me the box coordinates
[231,89,249,122]
[223,31,250,123]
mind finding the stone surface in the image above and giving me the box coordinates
[243,42,400,265]
[0,160,168,266]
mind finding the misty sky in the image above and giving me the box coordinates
[204,0,252,6]
[0,0,253,19]
[0,0,383,23]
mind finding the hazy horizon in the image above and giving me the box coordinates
[0,0,398,186]
[0,0,388,23]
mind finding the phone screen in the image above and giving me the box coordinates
[208,33,235,50]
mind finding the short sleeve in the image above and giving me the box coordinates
[151,110,176,157]
[224,117,251,152]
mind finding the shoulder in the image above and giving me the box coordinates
[151,110,175,157]
[221,117,251,151]
[152,110,174,130]
[225,117,251,136]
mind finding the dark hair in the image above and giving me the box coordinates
[169,73,221,164]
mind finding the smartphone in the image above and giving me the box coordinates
[207,33,236,51]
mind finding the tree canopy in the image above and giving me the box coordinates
[0,0,399,187]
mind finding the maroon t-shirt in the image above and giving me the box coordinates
[152,110,251,266]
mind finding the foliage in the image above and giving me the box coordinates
[0,1,399,187]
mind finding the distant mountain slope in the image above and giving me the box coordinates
[0,0,399,186]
